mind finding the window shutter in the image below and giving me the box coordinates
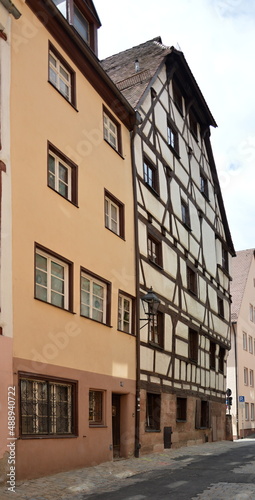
[195,399,201,429]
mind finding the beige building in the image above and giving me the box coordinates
[102,37,235,454]
[1,0,137,480]
[227,249,255,438]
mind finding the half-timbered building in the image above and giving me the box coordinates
[102,37,235,453]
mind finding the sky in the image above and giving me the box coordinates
[95,0,255,252]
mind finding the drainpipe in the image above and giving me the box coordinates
[232,321,239,438]
[0,0,21,19]
[131,111,142,458]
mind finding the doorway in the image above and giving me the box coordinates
[112,394,120,458]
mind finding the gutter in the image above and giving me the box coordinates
[232,321,239,438]
[130,113,142,458]
[0,0,21,19]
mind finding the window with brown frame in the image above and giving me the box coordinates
[210,341,216,370]
[104,191,124,238]
[148,234,162,267]
[52,0,98,52]
[89,390,104,425]
[187,265,197,295]
[35,245,73,311]
[200,171,209,199]
[48,44,76,106]
[146,393,161,431]
[103,107,122,155]
[143,156,158,193]
[189,108,198,140]
[217,296,224,318]
[176,397,187,422]
[172,80,183,114]
[149,311,164,348]
[167,120,179,156]
[218,346,225,373]
[189,328,198,363]
[20,374,77,437]
[222,245,229,273]
[48,143,78,205]
[80,268,111,325]
[181,199,191,229]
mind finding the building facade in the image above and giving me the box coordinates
[227,249,255,438]
[102,37,235,454]
[1,0,138,480]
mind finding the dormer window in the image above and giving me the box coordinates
[73,4,89,43]
[52,0,100,55]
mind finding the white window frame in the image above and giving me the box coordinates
[80,272,107,324]
[105,196,120,235]
[248,335,253,354]
[243,332,247,350]
[244,367,248,385]
[103,112,118,150]
[250,369,254,387]
[48,150,72,201]
[118,294,132,334]
[35,248,69,309]
[251,403,254,421]
[245,402,249,421]
[49,50,71,102]
[249,304,253,321]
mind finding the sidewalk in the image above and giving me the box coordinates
[0,439,249,500]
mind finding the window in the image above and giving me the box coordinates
[35,246,72,310]
[251,403,254,421]
[195,399,211,429]
[189,108,198,139]
[243,332,247,350]
[167,120,179,155]
[48,143,78,204]
[189,328,198,363]
[218,347,225,373]
[143,157,158,192]
[80,270,110,325]
[176,397,187,421]
[222,246,229,273]
[73,4,89,43]
[89,390,104,425]
[146,393,161,431]
[118,293,133,334]
[210,341,216,370]
[250,369,254,387]
[250,304,253,322]
[52,1,96,51]
[187,265,197,295]
[181,199,191,228]
[103,108,121,154]
[244,367,248,385]
[149,311,164,347]
[104,191,124,238]
[148,234,162,267]
[217,296,224,318]
[48,45,75,105]
[245,402,249,421]
[200,172,209,198]
[248,336,253,354]
[20,375,76,436]
[172,80,183,114]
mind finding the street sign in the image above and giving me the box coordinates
[239,396,245,403]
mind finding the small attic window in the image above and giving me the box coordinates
[135,59,140,72]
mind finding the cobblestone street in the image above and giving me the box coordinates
[1,438,255,499]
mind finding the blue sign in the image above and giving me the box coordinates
[239,396,245,403]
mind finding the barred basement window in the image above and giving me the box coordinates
[20,376,76,436]
[146,393,161,431]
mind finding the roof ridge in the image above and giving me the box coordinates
[101,36,164,62]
